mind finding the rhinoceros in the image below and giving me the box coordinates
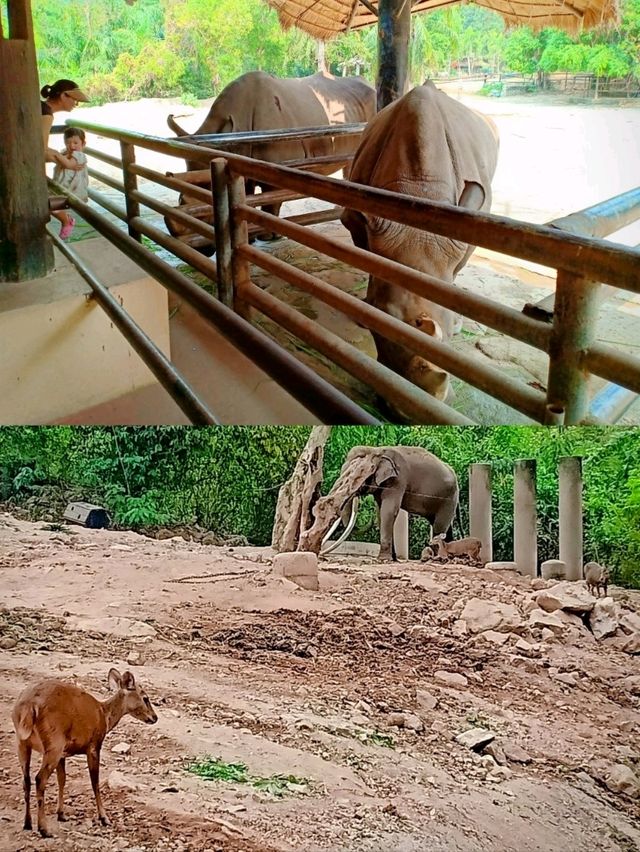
[166,70,376,244]
[341,82,499,416]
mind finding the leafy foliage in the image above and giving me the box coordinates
[186,757,309,796]
[0,426,639,587]
[28,0,640,105]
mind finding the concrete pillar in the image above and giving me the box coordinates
[514,459,537,577]
[469,463,492,564]
[393,509,409,560]
[559,456,583,580]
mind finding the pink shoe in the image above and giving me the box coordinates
[59,217,76,240]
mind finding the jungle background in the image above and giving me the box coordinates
[15,0,640,103]
[0,426,638,588]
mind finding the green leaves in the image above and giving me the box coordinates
[186,757,309,797]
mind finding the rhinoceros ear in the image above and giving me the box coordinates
[458,180,485,211]
[341,209,369,250]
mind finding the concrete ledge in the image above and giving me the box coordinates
[0,237,170,424]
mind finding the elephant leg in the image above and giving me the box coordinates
[432,499,457,540]
[379,494,402,562]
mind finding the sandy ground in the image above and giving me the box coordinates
[1,511,640,851]
[65,85,640,246]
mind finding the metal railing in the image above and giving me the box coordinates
[58,119,640,425]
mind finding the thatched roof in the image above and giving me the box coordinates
[264,0,619,37]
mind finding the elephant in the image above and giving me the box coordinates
[341,81,500,416]
[336,445,459,562]
[166,70,376,246]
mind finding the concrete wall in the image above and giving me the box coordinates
[0,237,170,424]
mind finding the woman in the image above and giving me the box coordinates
[40,79,90,238]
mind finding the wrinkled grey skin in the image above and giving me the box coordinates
[341,82,499,416]
[342,445,459,561]
[166,70,375,246]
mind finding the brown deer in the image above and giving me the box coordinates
[429,533,483,565]
[12,668,157,837]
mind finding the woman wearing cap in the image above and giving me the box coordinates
[40,79,89,238]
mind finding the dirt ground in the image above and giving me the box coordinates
[1,510,640,851]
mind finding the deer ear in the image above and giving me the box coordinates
[121,671,136,690]
[107,669,122,691]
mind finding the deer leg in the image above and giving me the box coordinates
[35,751,61,837]
[18,740,32,831]
[56,758,67,821]
[87,747,109,826]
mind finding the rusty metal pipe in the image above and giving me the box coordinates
[583,345,640,395]
[240,244,547,421]
[241,205,551,352]
[242,282,474,425]
[130,164,213,205]
[47,227,220,425]
[88,167,125,194]
[67,122,639,292]
[129,188,217,242]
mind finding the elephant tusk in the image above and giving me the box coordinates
[320,496,360,555]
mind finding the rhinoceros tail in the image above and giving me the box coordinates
[167,114,188,136]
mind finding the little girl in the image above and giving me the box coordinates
[52,127,89,240]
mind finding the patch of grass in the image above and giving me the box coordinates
[357,730,395,748]
[464,712,493,730]
[185,758,309,797]
[41,522,74,533]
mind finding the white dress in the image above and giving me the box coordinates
[52,150,89,202]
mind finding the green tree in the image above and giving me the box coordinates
[503,27,541,75]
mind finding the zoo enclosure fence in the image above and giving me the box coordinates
[52,120,640,426]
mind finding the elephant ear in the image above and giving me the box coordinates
[374,455,399,486]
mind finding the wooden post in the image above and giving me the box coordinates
[121,142,141,243]
[0,0,54,281]
[376,0,412,110]
[211,158,233,307]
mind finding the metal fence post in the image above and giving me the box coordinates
[211,158,233,308]
[227,172,252,321]
[546,269,600,423]
[120,142,141,243]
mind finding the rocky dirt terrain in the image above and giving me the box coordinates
[1,510,639,852]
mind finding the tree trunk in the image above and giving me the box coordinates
[0,0,54,282]
[316,40,326,73]
[271,427,331,553]
[298,455,378,554]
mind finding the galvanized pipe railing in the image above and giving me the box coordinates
[549,187,640,238]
